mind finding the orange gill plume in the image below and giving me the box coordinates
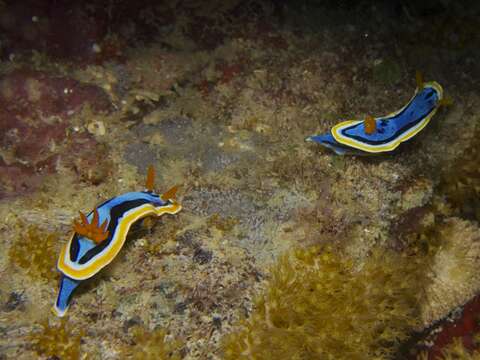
[145,165,155,192]
[73,208,109,244]
[363,115,377,135]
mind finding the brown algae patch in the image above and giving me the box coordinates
[223,245,425,359]
[29,320,83,360]
[8,223,60,283]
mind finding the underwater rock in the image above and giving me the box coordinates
[373,58,402,85]
[155,117,194,147]
[0,2,477,359]
[0,69,111,115]
[123,142,159,176]
[63,134,114,186]
[135,117,194,148]
[125,48,196,94]
[123,316,143,333]
[439,131,480,222]
[413,292,480,359]
[127,117,243,176]
[399,176,434,211]
[0,1,107,63]
[0,69,111,197]
[3,291,25,312]
[192,247,213,265]
[421,218,480,326]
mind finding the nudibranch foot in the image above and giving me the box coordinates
[54,275,81,317]
[307,77,444,155]
[54,166,182,317]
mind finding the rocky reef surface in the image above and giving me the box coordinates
[0,1,479,359]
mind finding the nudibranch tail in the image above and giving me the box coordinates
[145,165,155,192]
[306,134,347,155]
[53,275,81,317]
[73,208,109,244]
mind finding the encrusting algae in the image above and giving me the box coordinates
[222,245,427,360]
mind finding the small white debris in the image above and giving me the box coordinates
[87,121,106,136]
[92,43,102,53]
[32,16,39,22]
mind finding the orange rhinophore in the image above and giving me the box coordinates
[364,115,376,135]
[161,185,180,201]
[416,70,424,89]
[145,165,155,192]
[73,208,109,244]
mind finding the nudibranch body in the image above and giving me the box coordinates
[54,167,181,317]
[306,79,445,155]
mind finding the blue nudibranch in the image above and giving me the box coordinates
[54,167,181,317]
[306,76,445,155]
